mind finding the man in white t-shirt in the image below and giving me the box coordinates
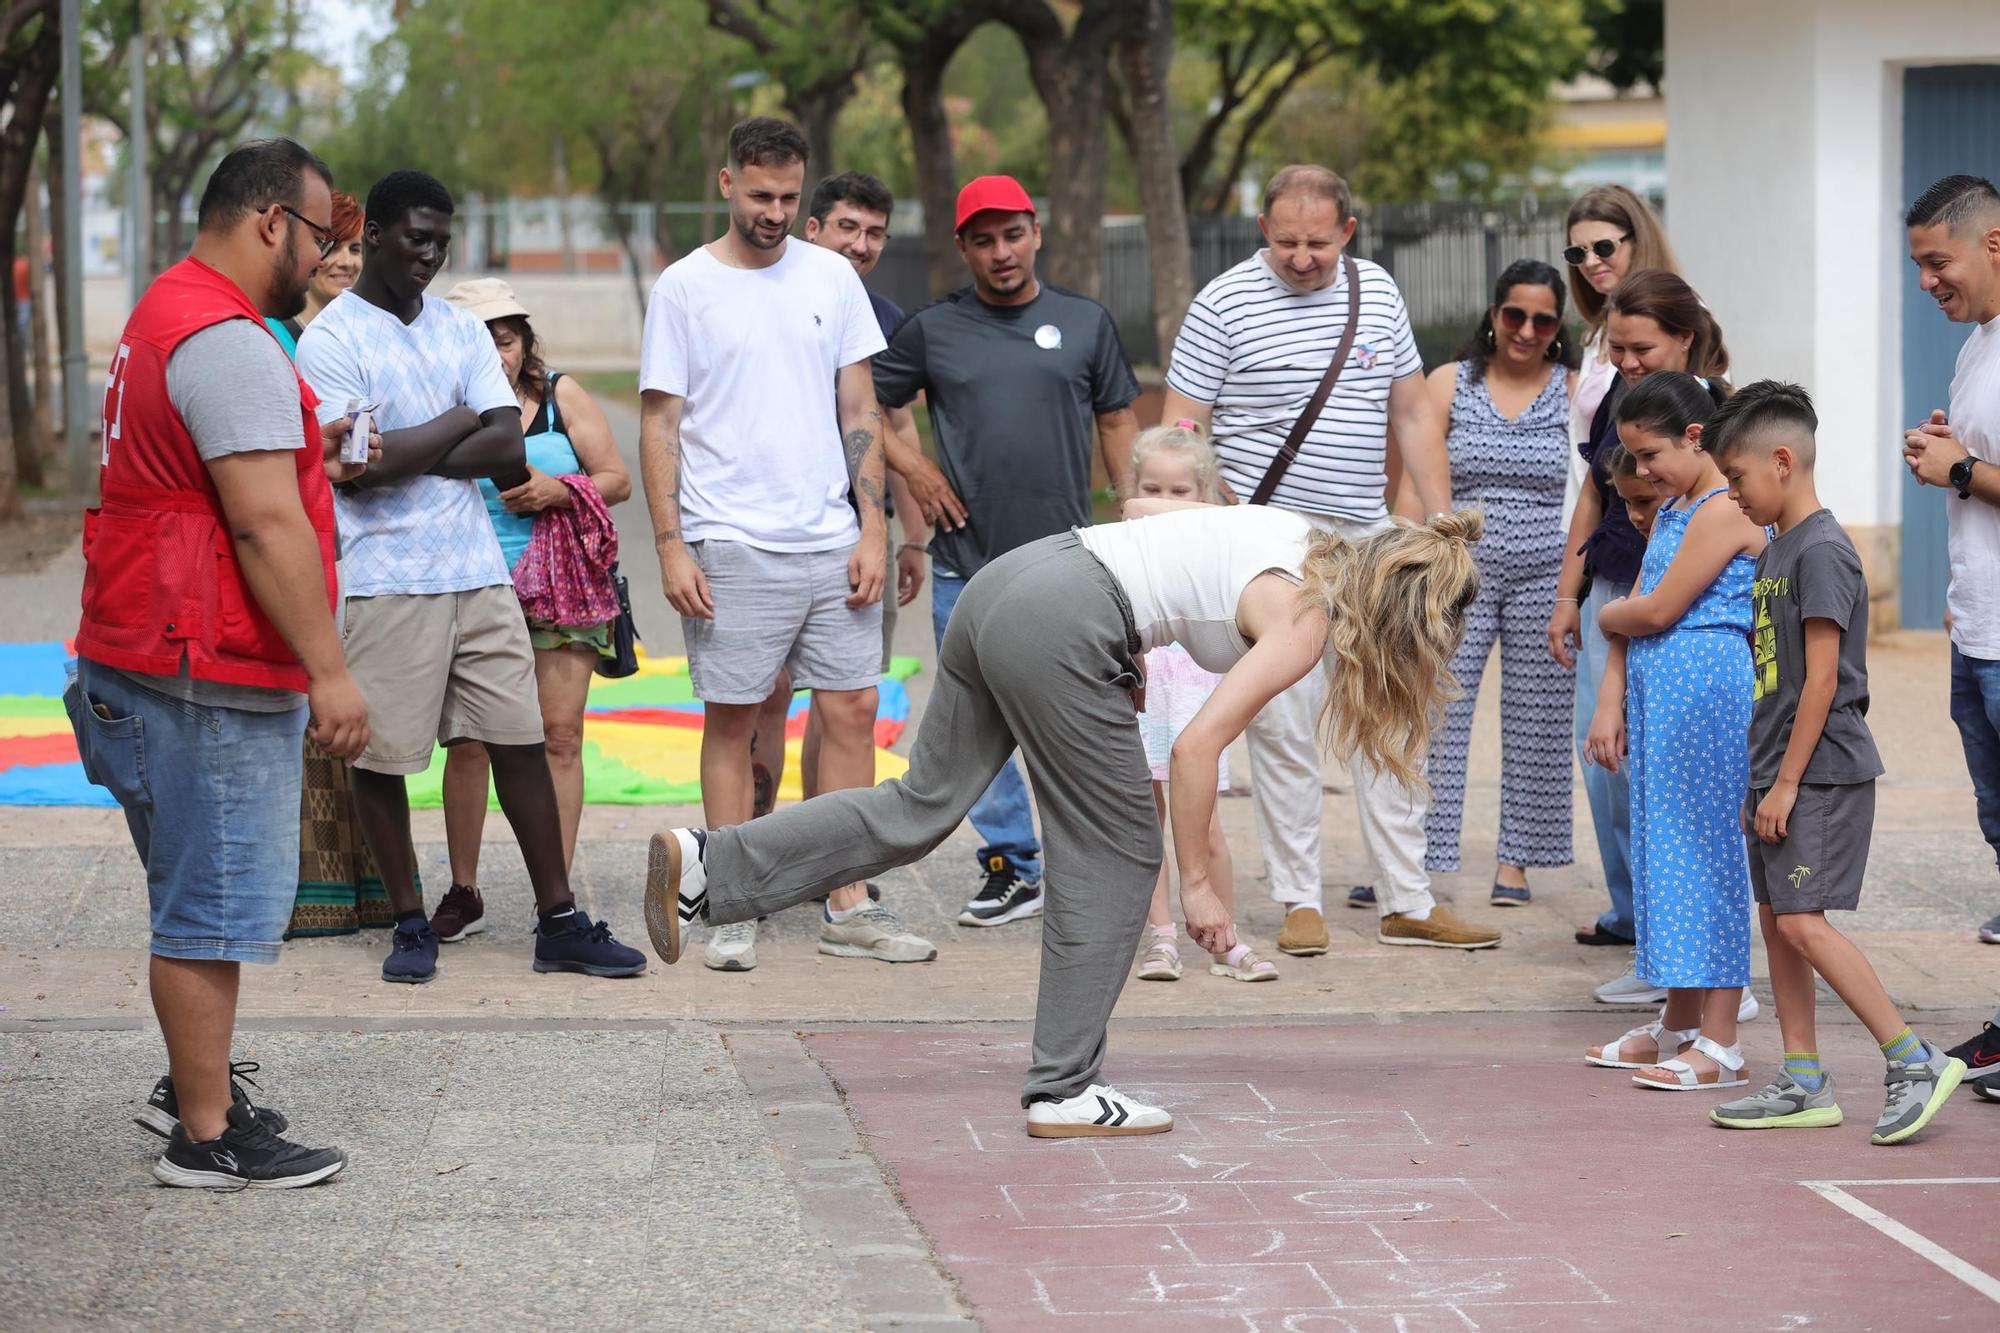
[1160,164,1501,953]
[1903,172,2000,950]
[639,118,909,974]
[298,170,645,985]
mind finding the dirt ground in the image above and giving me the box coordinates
[0,508,81,575]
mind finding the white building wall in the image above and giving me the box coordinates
[1668,0,2000,613]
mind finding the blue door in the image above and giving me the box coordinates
[1901,66,2000,629]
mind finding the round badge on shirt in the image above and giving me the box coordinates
[1034,324,1063,350]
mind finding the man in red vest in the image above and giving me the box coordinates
[68,138,367,1189]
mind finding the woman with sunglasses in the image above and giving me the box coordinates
[257,192,418,940]
[1404,259,1579,909]
[1549,185,1682,953]
[1558,269,1739,1009]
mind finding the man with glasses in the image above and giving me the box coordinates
[297,169,647,986]
[69,138,366,1187]
[1158,163,1503,954]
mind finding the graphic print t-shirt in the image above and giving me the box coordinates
[1747,509,1884,787]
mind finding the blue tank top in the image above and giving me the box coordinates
[1636,487,1755,635]
[480,373,582,571]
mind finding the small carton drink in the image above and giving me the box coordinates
[342,397,376,466]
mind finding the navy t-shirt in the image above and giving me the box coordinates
[873,283,1139,578]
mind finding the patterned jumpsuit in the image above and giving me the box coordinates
[1423,360,1576,872]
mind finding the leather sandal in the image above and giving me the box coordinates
[1632,1035,1748,1091]
[1586,1020,1697,1070]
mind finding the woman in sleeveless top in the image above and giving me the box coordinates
[272,191,409,940]
[644,503,1483,1138]
[1414,260,1579,907]
[434,280,630,944]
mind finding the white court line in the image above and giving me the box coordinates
[1800,1177,2000,1306]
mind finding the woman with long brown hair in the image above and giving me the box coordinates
[644,504,1483,1138]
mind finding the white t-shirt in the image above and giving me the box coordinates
[1165,253,1423,520]
[1947,315,2000,658]
[1077,505,1314,674]
[639,241,886,552]
[296,292,518,597]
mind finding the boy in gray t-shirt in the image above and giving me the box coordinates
[1708,381,1965,1144]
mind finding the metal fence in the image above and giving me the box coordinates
[444,194,1576,367]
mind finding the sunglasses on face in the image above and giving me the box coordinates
[1563,235,1631,266]
[1497,305,1561,334]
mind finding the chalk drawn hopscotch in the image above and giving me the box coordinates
[981,1081,1617,1327]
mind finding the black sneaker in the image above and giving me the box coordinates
[534,909,648,977]
[152,1099,346,1190]
[135,1061,290,1140]
[382,919,440,984]
[1945,1021,2000,1083]
[957,857,1044,927]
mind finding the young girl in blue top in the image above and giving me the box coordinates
[1584,372,1765,1091]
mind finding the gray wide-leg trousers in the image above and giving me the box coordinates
[703,534,1162,1105]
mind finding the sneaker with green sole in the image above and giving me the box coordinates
[1711,1074,1843,1130]
[1872,1045,1966,1145]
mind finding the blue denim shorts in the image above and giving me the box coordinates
[65,657,307,964]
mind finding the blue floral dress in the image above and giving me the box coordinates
[1626,487,1755,988]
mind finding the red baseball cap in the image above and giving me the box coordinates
[954,176,1036,233]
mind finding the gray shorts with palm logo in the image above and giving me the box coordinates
[1744,780,1874,913]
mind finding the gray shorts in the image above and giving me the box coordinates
[684,539,884,704]
[1744,780,1874,913]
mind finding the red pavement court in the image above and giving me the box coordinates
[806,1015,2000,1331]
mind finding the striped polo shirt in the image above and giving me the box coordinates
[1166,252,1423,519]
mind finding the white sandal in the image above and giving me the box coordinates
[1586,1020,1698,1070]
[1632,1035,1748,1091]
[1137,941,1182,981]
[1209,948,1278,983]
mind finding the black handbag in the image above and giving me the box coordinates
[595,562,641,679]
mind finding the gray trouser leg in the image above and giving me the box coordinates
[701,537,1160,1106]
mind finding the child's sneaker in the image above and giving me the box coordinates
[1872,1044,1966,1144]
[1136,940,1181,981]
[1711,1074,1843,1129]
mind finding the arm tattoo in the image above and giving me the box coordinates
[843,407,885,517]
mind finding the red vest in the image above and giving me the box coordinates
[74,258,337,692]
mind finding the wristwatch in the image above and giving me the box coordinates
[1951,456,1978,500]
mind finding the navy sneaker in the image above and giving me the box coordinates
[1490,882,1531,907]
[382,919,440,984]
[534,910,647,977]
[136,1062,289,1140]
[1346,885,1376,909]
[153,1099,346,1191]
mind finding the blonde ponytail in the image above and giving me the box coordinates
[1300,510,1484,787]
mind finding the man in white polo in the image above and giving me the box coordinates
[1159,164,1502,953]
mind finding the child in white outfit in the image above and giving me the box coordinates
[1128,423,1276,984]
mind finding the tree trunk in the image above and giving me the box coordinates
[994,0,1129,299]
[26,149,55,444]
[1115,0,1191,359]
[789,75,854,176]
[45,79,72,463]
[1,6,61,498]
[898,46,961,298]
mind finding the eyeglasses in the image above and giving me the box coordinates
[1497,305,1562,334]
[1562,235,1631,266]
[272,203,337,260]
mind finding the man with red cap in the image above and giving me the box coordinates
[872,174,1140,930]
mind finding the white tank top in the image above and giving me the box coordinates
[1076,505,1314,673]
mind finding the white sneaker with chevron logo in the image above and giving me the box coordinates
[1025,1084,1173,1138]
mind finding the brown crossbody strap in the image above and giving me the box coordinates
[1248,252,1361,507]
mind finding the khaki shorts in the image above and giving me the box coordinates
[343,585,544,774]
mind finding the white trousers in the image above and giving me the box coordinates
[1245,510,1436,919]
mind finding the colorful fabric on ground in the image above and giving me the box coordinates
[0,641,918,808]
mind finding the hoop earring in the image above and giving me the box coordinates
[1483,324,1497,351]
[1547,336,1564,362]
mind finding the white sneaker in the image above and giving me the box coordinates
[703,918,758,972]
[819,903,937,963]
[1738,992,1760,1024]
[1594,968,1668,1005]
[1026,1083,1172,1138]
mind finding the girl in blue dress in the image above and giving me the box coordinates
[1583,372,1765,1091]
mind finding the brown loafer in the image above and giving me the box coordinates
[1276,906,1330,956]
[1377,905,1501,950]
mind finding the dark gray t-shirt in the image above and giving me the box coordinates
[873,283,1138,578]
[1748,509,1884,787]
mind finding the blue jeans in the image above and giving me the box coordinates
[1950,645,2000,869]
[931,570,1043,881]
[1576,578,1635,937]
[65,657,307,964]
